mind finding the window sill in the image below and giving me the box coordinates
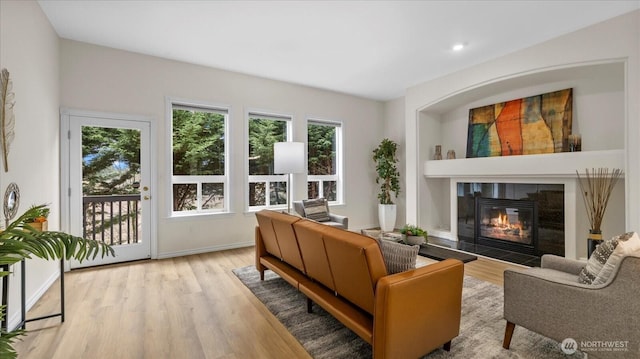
[166,211,236,221]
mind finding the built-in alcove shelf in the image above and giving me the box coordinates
[424,149,624,178]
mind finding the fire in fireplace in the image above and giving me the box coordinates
[476,198,537,255]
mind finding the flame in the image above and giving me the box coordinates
[491,212,524,237]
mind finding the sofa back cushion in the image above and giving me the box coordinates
[294,220,387,314]
[255,210,306,273]
[293,220,335,290]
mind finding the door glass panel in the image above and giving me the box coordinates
[82,126,142,246]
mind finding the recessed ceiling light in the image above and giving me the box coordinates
[452,43,465,51]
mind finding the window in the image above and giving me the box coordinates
[307,120,342,203]
[171,102,228,215]
[247,113,291,209]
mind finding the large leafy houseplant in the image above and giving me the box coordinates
[372,138,400,204]
[0,204,114,358]
[373,139,400,232]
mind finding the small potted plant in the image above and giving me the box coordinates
[400,224,428,245]
[22,204,50,231]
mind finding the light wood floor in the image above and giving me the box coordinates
[15,246,522,359]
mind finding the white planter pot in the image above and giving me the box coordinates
[378,204,397,232]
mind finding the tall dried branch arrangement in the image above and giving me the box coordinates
[576,168,623,232]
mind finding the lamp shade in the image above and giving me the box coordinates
[274,142,305,174]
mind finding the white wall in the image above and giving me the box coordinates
[405,10,640,255]
[0,0,61,329]
[59,40,384,257]
[382,97,406,227]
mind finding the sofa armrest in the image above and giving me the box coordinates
[541,254,586,275]
[329,213,348,229]
[373,259,464,359]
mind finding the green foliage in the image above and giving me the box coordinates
[400,224,428,239]
[248,118,286,175]
[0,204,115,358]
[172,109,226,211]
[372,138,400,204]
[308,124,336,176]
[172,109,225,176]
[247,118,287,206]
[82,126,141,196]
[21,204,50,223]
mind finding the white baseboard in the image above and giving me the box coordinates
[8,269,60,331]
[157,241,254,259]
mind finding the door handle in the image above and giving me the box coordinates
[144,195,150,200]
[143,186,149,191]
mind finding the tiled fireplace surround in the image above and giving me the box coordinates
[423,149,625,266]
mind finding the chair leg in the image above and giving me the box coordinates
[307,298,313,313]
[443,340,451,351]
[503,321,516,349]
[259,270,264,281]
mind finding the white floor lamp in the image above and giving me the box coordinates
[274,142,305,214]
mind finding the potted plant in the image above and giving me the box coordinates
[400,224,428,245]
[22,204,50,231]
[576,167,623,257]
[373,138,400,232]
[0,204,114,358]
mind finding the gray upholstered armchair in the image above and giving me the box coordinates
[293,200,348,229]
[503,254,640,358]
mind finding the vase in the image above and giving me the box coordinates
[434,145,442,160]
[447,150,456,159]
[378,204,397,232]
[27,220,48,232]
[404,235,426,245]
[587,229,602,258]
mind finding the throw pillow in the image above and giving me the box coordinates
[592,232,640,285]
[376,238,419,274]
[302,198,331,222]
[578,235,620,284]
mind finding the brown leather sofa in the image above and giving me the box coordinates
[255,210,464,358]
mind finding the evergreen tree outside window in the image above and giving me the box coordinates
[307,120,342,203]
[171,103,228,215]
[247,113,291,209]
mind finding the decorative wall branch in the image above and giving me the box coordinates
[0,68,15,172]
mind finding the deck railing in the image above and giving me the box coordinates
[83,194,141,245]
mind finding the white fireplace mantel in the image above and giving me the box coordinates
[424,149,624,178]
[422,149,625,260]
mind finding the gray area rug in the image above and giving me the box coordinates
[233,266,584,358]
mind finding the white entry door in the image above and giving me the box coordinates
[64,112,153,268]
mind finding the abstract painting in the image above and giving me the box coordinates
[466,88,572,158]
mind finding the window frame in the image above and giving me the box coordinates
[306,118,343,205]
[166,98,230,218]
[245,110,293,212]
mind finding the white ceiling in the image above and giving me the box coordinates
[38,0,639,101]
